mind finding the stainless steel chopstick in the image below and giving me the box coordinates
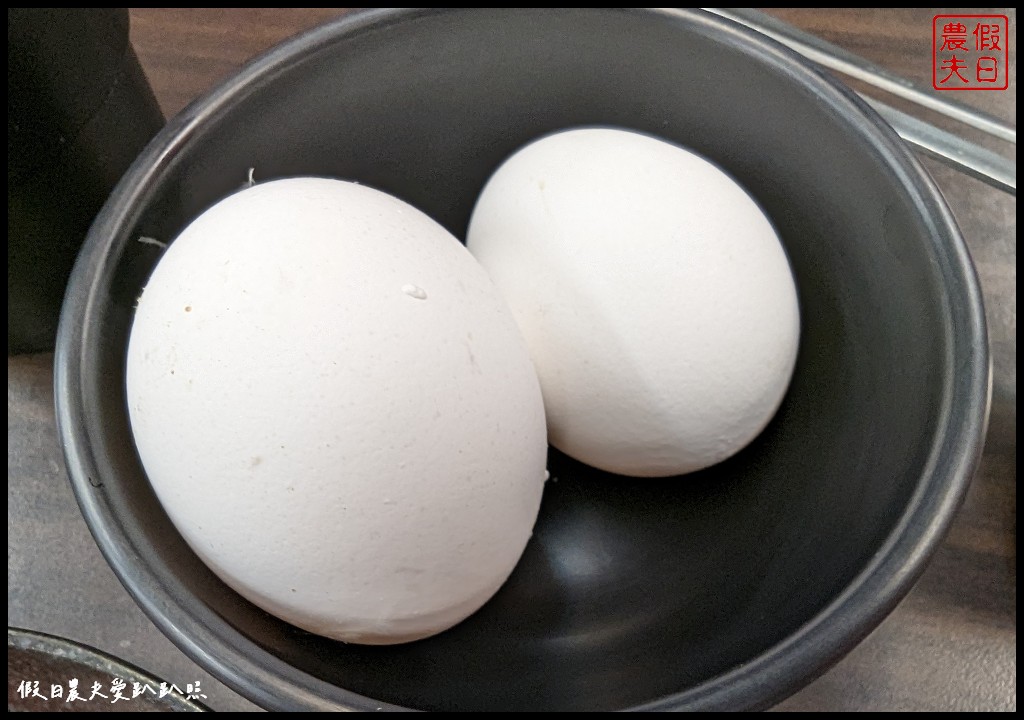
[707,8,1015,144]
[863,96,1016,195]
[703,8,1017,195]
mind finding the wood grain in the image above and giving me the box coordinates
[129,8,353,118]
[7,8,1014,713]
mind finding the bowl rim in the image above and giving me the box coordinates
[54,7,990,712]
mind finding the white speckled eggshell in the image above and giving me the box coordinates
[126,178,547,644]
[466,128,800,477]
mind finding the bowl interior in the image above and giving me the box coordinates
[66,8,968,712]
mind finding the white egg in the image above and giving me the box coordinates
[467,128,800,477]
[126,178,547,644]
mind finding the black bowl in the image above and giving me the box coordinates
[55,8,989,712]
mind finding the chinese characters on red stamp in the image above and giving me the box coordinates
[933,15,1009,90]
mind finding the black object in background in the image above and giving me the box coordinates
[8,8,163,354]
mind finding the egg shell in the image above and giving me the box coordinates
[126,177,548,644]
[466,128,800,477]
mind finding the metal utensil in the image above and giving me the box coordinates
[706,8,1017,195]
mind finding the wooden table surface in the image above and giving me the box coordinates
[8,8,1015,712]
